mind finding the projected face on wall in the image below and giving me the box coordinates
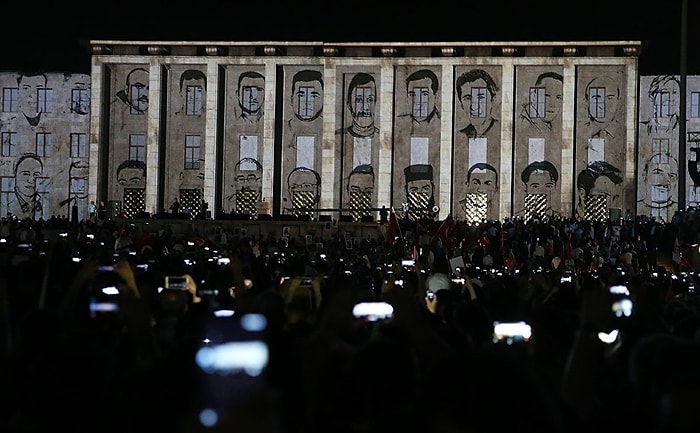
[639,152,678,209]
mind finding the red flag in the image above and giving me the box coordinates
[433,214,454,251]
[564,232,573,260]
[384,206,402,245]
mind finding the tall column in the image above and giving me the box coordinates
[499,62,515,219]
[321,61,337,211]
[376,64,394,211]
[203,61,220,216]
[262,61,277,205]
[88,60,104,206]
[561,63,576,217]
[624,60,639,214]
[145,61,162,215]
[438,65,454,220]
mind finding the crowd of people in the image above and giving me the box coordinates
[1,209,700,433]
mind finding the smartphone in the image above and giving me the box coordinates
[492,321,532,344]
[195,313,269,424]
[401,259,415,267]
[609,284,629,295]
[89,296,119,318]
[426,290,435,300]
[612,297,633,318]
[165,276,188,290]
[352,301,394,321]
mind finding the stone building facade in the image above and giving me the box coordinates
[85,40,645,223]
[15,41,690,223]
[637,75,700,222]
[0,72,91,221]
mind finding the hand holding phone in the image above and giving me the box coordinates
[492,321,532,344]
[165,276,188,290]
[352,302,394,321]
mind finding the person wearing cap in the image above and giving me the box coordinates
[424,272,453,312]
[423,272,460,344]
[404,163,436,221]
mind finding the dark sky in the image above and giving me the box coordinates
[4,0,698,75]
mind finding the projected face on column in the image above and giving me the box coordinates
[640,152,678,209]
[287,166,321,218]
[404,164,435,220]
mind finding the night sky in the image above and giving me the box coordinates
[4,0,698,75]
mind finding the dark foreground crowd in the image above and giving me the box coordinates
[2,209,700,433]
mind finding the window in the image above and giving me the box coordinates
[528,137,545,162]
[652,138,670,163]
[528,87,546,118]
[653,90,673,118]
[470,87,488,118]
[128,134,146,162]
[410,137,429,165]
[36,133,52,157]
[588,138,605,162]
[186,85,204,115]
[691,92,700,118]
[3,88,18,112]
[130,84,148,115]
[296,85,318,119]
[354,87,373,117]
[38,88,53,113]
[239,135,258,163]
[184,135,201,170]
[36,176,50,218]
[1,132,17,157]
[70,133,87,158]
[409,86,429,119]
[242,86,260,113]
[588,87,606,118]
[0,176,13,218]
[71,88,89,114]
[296,136,314,169]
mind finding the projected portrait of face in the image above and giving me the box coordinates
[346,73,378,138]
[405,69,439,124]
[639,152,678,209]
[228,157,263,216]
[237,71,265,122]
[17,72,49,126]
[291,69,323,122]
[287,166,321,218]
[115,67,149,114]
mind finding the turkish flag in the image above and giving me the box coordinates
[433,214,454,251]
[384,206,402,245]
